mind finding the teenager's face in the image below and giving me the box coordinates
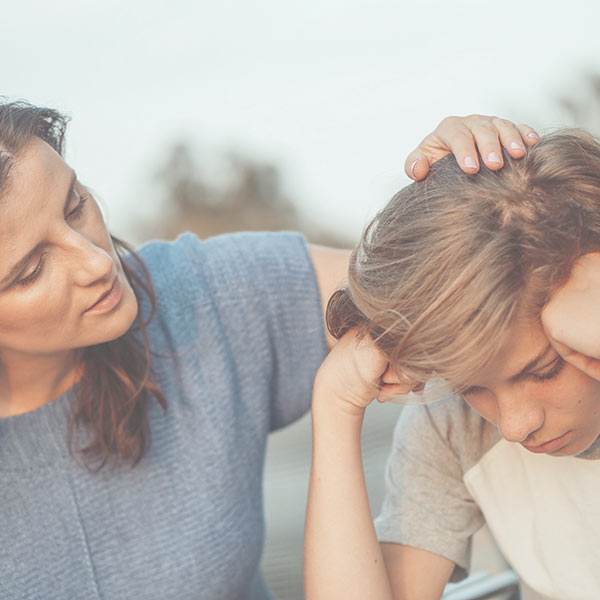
[462,319,600,457]
[0,138,138,358]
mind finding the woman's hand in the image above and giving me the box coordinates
[313,329,414,414]
[405,114,539,181]
[542,253,600,381]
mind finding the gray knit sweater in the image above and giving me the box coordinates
[0,232,327,600]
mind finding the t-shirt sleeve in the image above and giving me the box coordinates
[170,231,328,431]
[374,399,485,582]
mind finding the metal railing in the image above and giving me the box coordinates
[442,570,520,600]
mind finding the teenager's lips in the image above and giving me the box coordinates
[522,430,572,454]
[84,276,123,314]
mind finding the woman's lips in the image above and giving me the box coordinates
[522,430,572,454]
[84,276,123,314]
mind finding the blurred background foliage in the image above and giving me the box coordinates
[140,140,353,247]
[557,71,600,136]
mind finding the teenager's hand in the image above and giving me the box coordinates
[405,115,539,181]
[313,329,414,413]
[542,253,600,381]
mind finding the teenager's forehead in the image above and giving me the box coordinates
[474,319,554,385]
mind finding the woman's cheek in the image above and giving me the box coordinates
[14,280,71,330]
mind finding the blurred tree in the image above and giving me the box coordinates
[142,141,353,248]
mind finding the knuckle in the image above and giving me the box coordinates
[492,117,512,128]
[466,113,492,123]
[438,115,460,128]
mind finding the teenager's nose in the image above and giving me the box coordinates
[495,389,544,444]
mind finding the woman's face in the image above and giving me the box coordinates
[462,318,600,457]
[0,138,138,359]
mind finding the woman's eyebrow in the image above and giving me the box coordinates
[508,344,554,382]
[0,170,76,287]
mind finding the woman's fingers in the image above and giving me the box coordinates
[434,120,482,172]
[405,115,539,181]
[517,123,540,146]
[404,151,430,182]
[457,117,505,170]
[492,117,528,158]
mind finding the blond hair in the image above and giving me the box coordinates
[328,129,600,390]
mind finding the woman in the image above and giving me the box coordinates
[305,129,600,600]
[0,100,532,599]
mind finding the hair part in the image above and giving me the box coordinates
[0,99,166,470]
[328,129,600,391]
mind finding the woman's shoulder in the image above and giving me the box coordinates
[135,231,312,299]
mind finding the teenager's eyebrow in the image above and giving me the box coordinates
[508,343,555,382]
[0,170,76,287]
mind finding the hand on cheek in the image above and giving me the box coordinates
[542,253,600,381]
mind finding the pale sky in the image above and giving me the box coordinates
[2,0,599,241]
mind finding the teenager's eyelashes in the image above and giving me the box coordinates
[530,356,566,383]
[462,385,485,397]
[461,357,566,397]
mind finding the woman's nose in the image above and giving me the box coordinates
[495,389,544,443]
[65,231,114,285]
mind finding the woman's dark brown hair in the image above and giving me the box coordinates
[0,100,166,470]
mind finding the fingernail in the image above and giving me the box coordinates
[487,151,502,164]
[510,141,525,151]
[410,159,419,179]
[527,132,539,141]
[464,156,477,169]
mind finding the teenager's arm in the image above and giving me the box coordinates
[305,388,457,599]
[381,544,455,599]
[304,331,428,598]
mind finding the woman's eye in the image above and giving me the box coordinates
[66,189,88,220]
[16,254,46,287]
[531,357,566,382]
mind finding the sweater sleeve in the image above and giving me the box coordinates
[140,231,328,432]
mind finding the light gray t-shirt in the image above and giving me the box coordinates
[374,396,600,600]
[0,232,327,600]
